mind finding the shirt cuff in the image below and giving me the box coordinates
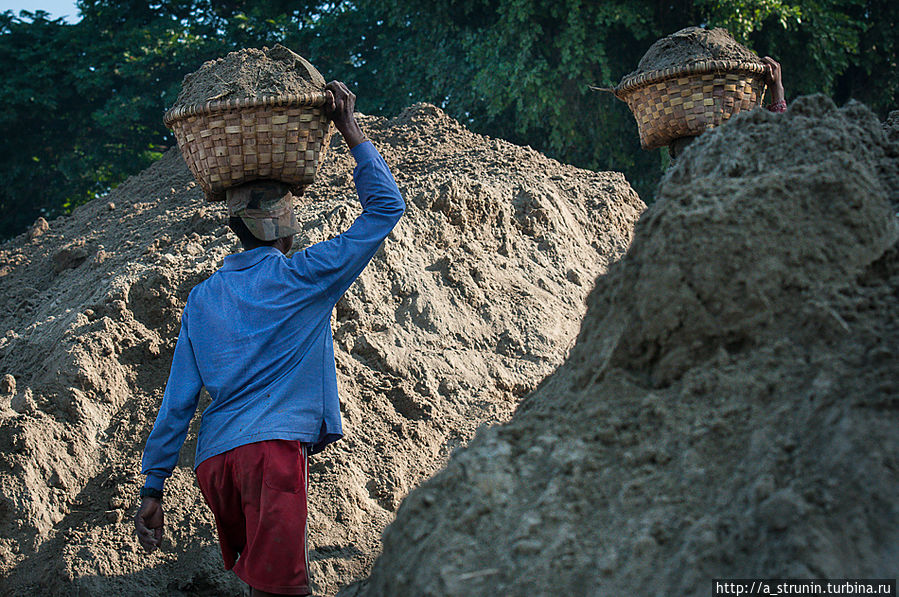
[767,99,787,113]
[143,473,166,492]
[350,140,379,164]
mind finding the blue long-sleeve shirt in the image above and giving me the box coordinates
[141,141,405,492]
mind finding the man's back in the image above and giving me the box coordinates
[188,246,342,463]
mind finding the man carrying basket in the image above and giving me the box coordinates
[134,80,405,597]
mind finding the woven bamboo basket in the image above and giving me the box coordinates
[613,60,768,150]
[163,91,332,201]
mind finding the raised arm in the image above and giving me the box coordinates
[762,56,787,113]
[295,81,405,303]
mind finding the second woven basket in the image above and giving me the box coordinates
[615,60,768,150]
[164,92,332,201]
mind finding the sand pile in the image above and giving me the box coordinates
[0,104,642,595]
[172,44,325,107]
[351,95,899,596]
[627,26,763,79]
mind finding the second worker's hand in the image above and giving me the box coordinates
[761,56,785,104]
[324,80,367,149]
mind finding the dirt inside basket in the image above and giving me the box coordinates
[171,44,326,108]
[624,26,763,80]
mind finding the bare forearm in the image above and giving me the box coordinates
[338,119,367,149]
[761,56,785,105]
[770,82,785,104]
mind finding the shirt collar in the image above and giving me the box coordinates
[221,246,283,271]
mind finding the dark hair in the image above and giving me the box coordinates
[228,216,277,250]
[668,135,697,161]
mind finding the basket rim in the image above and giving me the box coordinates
[163,90,329,127]
[615,60,767,98]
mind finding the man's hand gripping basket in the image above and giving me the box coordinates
[164,92,332,201]
[614,60,768,149]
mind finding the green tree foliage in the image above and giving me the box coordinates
[741,0,898,113]
[0,1,329,240]
[0,10,95,240]
[0,0,895,240]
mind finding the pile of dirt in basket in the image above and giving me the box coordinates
[627,26,763,78]
[350,95,899,596]
[172,44,325,107]
[0,103,643,595]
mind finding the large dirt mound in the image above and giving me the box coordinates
[0,104,643,595]
[352,96,899,596]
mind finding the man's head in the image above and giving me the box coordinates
[226,181,300,254]
[668,135,697,161]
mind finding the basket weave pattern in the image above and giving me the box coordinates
[616,61,767,150]
[164,93,332,200]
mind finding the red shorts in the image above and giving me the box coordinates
[196,440,311,595]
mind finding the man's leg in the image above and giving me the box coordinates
[236,440,312,596]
